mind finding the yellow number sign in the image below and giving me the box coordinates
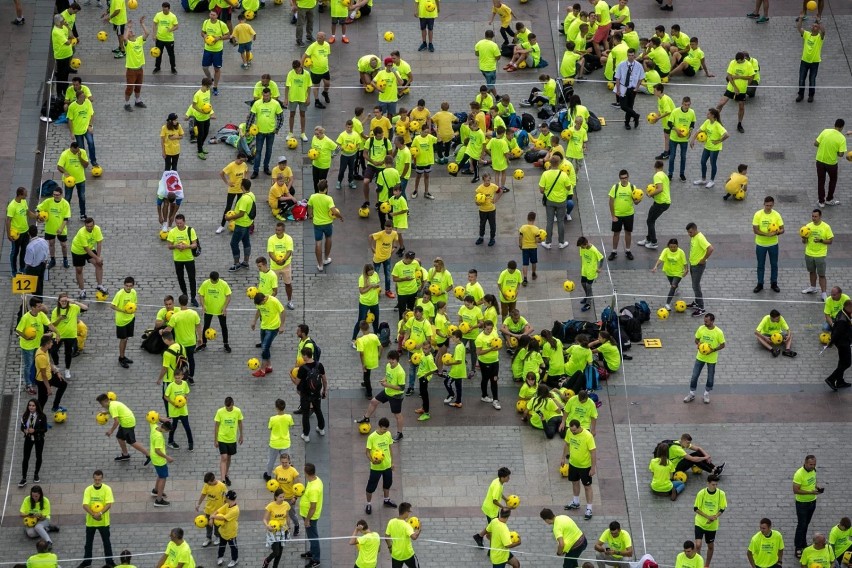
[12,275,37,295]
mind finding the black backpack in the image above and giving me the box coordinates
[40,96,64,121]
[652,439,680,457]
[305,338,322,361]
[39,179,60,198]
[302,364,323,397]
[248,199,257,221]
[520,113,536,132]
[188,227,202,257]
[378,322,390,347]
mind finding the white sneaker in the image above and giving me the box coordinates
[300,132,308,141]
[202,539,213,547]
[822,292,828,300]
[316,427,325,436]
[217,559,224,567]
[705,181,715,188]
[665,304,671,311]
[566,214,573,221]
[161,222,168,232]
[317,264,324,272]
[540,242,552,249]
[215,225,225,234]
[558,242,570,249]
[802,286,818,294]
[301,433,310,443]
[287,301,295,310]
[703,392,711,404]
[64,369,71,379]
[323,257,332,265]
[644,242,659,249]
[636,239,647,246]
[444,396,454,403]
[693,179,706,186]
[480,396,493,403]
[228,561,239,568]
[492,399,502,410]
[683,393,695,403]
[286,131,293,139]
[826,199,841,206]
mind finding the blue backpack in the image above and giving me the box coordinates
[39,179,60,198]
[584,364,600,391]
[514,130,529,149]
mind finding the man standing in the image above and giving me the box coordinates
[284,60,311,141]
[52,15,73,96]
[747,518,784,568]
[562,419,597,520]
[796,20,825,103]
[667,96,695,181]
[386,502,421,567]
[693,474,726,567]
[122,18,150,112]
[67,90,98,168]
[156,527,195,568]
[752,196,784,294]
[267,222,296,309]
[293,0,316,47]
[801,209,832,298]
[540,508,587,568]
[370,221,399,298]
[166,214,199,307]
[825,300,852,391]
[415,0,439,52]
[364,416,395,514]
[538,155,574,250]
[685,312,724,404]
[216,153,248,234]
[201,10,229,96]
[306,180,342,272]
[110,277,137,369]
[247,88,284,178]
[300,463,323,568]
[57,142,89,221]
[304,32,331,108]
[686,223,713,317]
[198,271,231,352]
[150,417,174,507]
[71,217,105,298]
[24,227,49,299]
[292,346,326,441]
[7,186,36,276]
[79,470,115,568]
[214,396,244,486]
[152,2,178,74]
[392,251,421,320]
[638,160,670,251]
[167,295,202,382]
[716,52,753,134]
[474,30,501,98]
[813,119,846,208]
[225,179,255,273]
[37,185,71,269]
[614,49,644,130]
[608,169,638,260]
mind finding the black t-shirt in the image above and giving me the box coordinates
[296,361,325,395]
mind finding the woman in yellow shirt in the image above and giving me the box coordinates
[263,488,290,568]
[160,113,184,171]
[211,490,240,565]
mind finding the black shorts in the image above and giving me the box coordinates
[44,233,68,242]
[212,5,231,20]
[683,66,696,77]
[364,165,383,182]
[116,321,135,339]
[72,252,90,267]
[391,556,418,568]
[310,71,331,84]
[366,467,393,493]
[116,425,136,444]
[113,23,125,36]
[655,66,669,78]
[724,89,746,102]
[612,215,634,233]
[374,390,403,414]
[218,441,237,455]
[567,465,593,486]
[360,5,371,16]
[694,525,717,543]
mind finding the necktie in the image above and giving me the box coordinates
[625,63,633,89]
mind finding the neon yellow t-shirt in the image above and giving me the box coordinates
[386,518,416,560]
[695,325,725,364]
[214,406,244,443]
[804,221,833,257]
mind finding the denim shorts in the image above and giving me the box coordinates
[313,223,333,241]
[237,41,252,53]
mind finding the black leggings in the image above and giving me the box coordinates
[196,119,211,153]
[220,193,238,226]
[165,154,179,171]
[543,416,564,439]
[22,436,44,479]
[458,154,479,177]
[499,25,515,44]
[478,210,496,239]
[218,537,238,561]
[419,376,430,413]
[50,337,76,369]
[480,360,499,400]
[174,260,197,300]
[203,313,229,345]
[338,154,357,182]
[265,541,284,568]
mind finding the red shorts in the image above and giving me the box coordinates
[593,23,612,44]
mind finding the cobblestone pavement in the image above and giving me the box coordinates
[0,0,851,566]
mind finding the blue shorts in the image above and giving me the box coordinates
[313,223,333,241]
[202,50,223,68]
[419,17,434,31]
[481,70,497,89]
[522,248,538,266]
[155,464,169,479]
[156,197,183,206]
[238,41,252,53]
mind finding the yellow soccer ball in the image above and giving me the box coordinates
[458,322,471,334]
[677,127,688,138]
[425,1,436,11]
[646,112,658,124]
[249,124,259,136]
[95,290,108,301]
[806,0,817,9]
[290,367,299,379]
[559,463,570,477]
[274,0,283,4]
[364,83,375,93]
[646,183,656,195]
[691,465,703,474]
[509,531,520,544]
[287,137,298,149]
[366,312,376,323]
[734,189,746,200]
[371,449,385,463]
[53,410,67,423]
[23,516,38,528]
[657,307,669,320]
[673,471,688,483]
[427,283,440,296]
[508,336,519,348]
[245,9,255,19]
[846,151,852,162]
[358,422,371,434]
[607,81,614,90]
[518,61,527,69]
[696,132,707,143]
[70,58,82,69]
[358,207,370,218]
[22,326,36,340]
[63,175,76,188]
[128,0,138,8]
[164,310,174,322]
[403,338,417,351]
[543,160,552,170]
[205,35,216,46]
[266,479,280,492]
[341,0,349,5]
[267,519,282,533]
[447,325,458,335]
[384,31,395,42]
[96,412,109,425]
[504,288,517,301]
[205,328,217,340]
[198,103,213,115]
[307,148,319,160]
[123,302,137,314]
[490,337,502,349]
[246,286,259,299]
[173,395,187,408]
[150,47,161,57]
[662,76,669,83]
[147,410,160,424]
[674,300,687,312]
[770,332,784,345]
[97,30,108,41]
[511,147,523,158]
[345,142,358,153]
[447,162,459,174]
[819,332,831,345]
[698,343,713,355]
[799,225,811,238]
[559,162,571,173]
[513,169,525,180]
[563,280,575,292]
[441,353,454,365]
[415,268,424,279]
[214,517,225,527]
[534,139,545,149]
[90,502,105,514]
[107,391,117,401]
[409,120,420,133]
[411,352,423,365]
[77,321,88,336]
[408,516,421,530]
[303,57,313,68]
[515,399,527,413]
[379,201,391,213]
[247,358,261,370]
[506,494,520,508]
[768,222,779,233]
[376,80,388,93]
[453,286,465,299]
[632,188,644,202]
[91,166,104,177]
[561,129,571,141]
[538,229,547,241]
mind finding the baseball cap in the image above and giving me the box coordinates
[384,57,393,65]
[277,155,288,163]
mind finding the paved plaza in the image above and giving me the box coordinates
[0,0,851,566]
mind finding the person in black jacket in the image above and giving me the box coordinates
[825,300,852,391]
[20,399,48,487]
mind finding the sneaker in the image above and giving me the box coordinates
[705,181,715,188]
[301,433,310,443]
[63,258,69,268]
[287,301,296,310]
[383,498,397,508]
[411,190,418,199]
[385,290,396,299]
[342,36,350,43]
[475,237,484,245]
[737,123,745,133]
[317,264,324,272]
[826,199,841,206]
[692,308,706,317]
[753,284,763,293]
[114,454,131,461]
[825,377,838,391]
[167,442,180,449]
[124,104,133,112]
[644,242,659,249]
[213,88,219,96]
[228,561,239,567]
[316,427,325,436]
[64,369,71,379]
[756,16,769,23]
[679,174,687,182]
[224,344,232,353]
[418,41,427,51]
[654,152,670,160]
[566,214,573,221]
[608,251,617,261]
[771,283,780,293]
[581,304,592,312]
[418,413,431,421]
[203,539,213,548]
[636,239,647,246]
[480,396,493,403]
[519,99,533,107]
[683,393,695,403]
[703,392,710,404]
[228,264,240,272]
[428,43,434,52]
[300,132,308,141]
[564,502,580,510]
[540,242,552,249]
[693,179,706,186]
[818,201,826,208]
[17,478,26,488]
[746,11,759,17]
[584,510,593,520]
[802,286,819,294]
[492,400,502,410]
[293,525,300,536]
[625,250,634,260]
[473,534,485,548]
[365,503,372,514]
[393,432,403,441]
[134,101,147,108]
[449,402,463,408]
[354,416,370,424]
[154,498,171,507]
[444,396,454,403]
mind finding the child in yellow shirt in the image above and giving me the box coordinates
[431,102,457,164]
[232,14,256,70]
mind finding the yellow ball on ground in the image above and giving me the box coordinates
[128,0,137,7]
[266,479,280,492]
[205,328,217,340]
[123,302,137,314]
[53,410,67,423]
[384,31,394,42]
[358,422,371,434]
[518,61,527,69]
[674,300,687,312]
[91,166,103,177]
[247,358,261,370]
[662,76,669,83]
[657,307,669,320]
[673,471,688,483]
[95,290,108,301]
[691,465,703,474]
[146,410,160,424]
[515,399,527,413]
[513,169,525,180]
[563,280,575,292]
[506,494,520,508]
[97,30,108,41]
[358,206,370,218]
[287,137,298,149]
[447,162,459,174]
[307,149,319,160]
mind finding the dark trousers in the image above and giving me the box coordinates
[312,165,329,193]
[265,541,284,568]
[168,415,194,446]
[674,450,715,472]
[795,500,817,550]
[499,25,515,44]
[374,259,391,291]
[254,132,275,174]
[196,119,210,153]
[419,376,430,413]
[690,263,706,309]
[645,202,669,244]
[352,302,379,340]
[24,263,46,299]
[174,260,197,299]
[10,233,30,275]
[185,345,196,378]
[563,537,587,568]
[50,337,77,369]
[363,369,373,397]
[668,141,688,177]
[82,525,114,567]
[37,380,50,411]
[218,537,238,561]
[755,244,778,286]
[620,88,639,124]
[305,521,320,560]
[480,360,499,399]
[396,293,416,321]
[203,313,229,345]
[37,377,67,411]
[458,154,479,177]
[221,193,238,226]
[154,39,176,71]
[798,60,819,98]
[436,140,451,160]
[22,436,44,478]
[478,210,496,239]
[543,416,564,439]
[816,161,838,203]
[300,395,325,435]
[165,154,179,171]
[55,56,72,97]
[827,344,851,386]
[338,154,357,182]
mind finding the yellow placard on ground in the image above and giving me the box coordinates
[11,275,37,295]
[643,338,662,348]
[598,117,606,126]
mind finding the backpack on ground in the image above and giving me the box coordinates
[140,329,167,354]
[546,115,564,133]
[39,179,60,198]
[514,129,529,149]
[634,300,651,323]
[378,322,391,347]
[559,82,574,106]
[537,107,553,120]
[303,364,324,397]
[587,111,602,132]
[508,114,522,130]
[584,363,600,391]
[619,314,642,342]
[291,201,308,221]
[500,43,514,58]
[40,96,64,122]
[520,113,536,132]
[552,320,598,344]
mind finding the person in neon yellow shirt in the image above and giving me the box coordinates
[300,463,324,564]
[693,474,726,565]
[356,350,407,438]
[796,20,825,102]
[27,539,59,568]
[350,519,381,568]
[802,209,833,297]
[752,196,784,293]
[306,180,343,271]
[576,236,602,313]
[540,507,587,566]
[475,29,501,97]
[689,108,728,188]
[57,143,90,222]
[372,58,402,116]
[97,394,151,461]
[304,32,332,108]
[109,276,137,369]
[651,238,688,310]
[284,60,311,140]
[748,518,785,568]
[685,222,713,315]
[152,2,179,74]
[198,271,232,351]
[475,320,502,408]
[675,540,704,568]
[248,88,284,178]
[755,309,795,357]
[562,419,596,519]
[264,398,293,480]
[200,11,230,95]
[122,18,150,112]
[385,502,421,565]
[164,367,192,452]
[594,520,633,567]
[486,508,522,567]
[715,52,754,134]
[800,534,834,568]
[251,292,285,376]
[685,313,725,404]
[814,119,847,207]
[223,178,255,271]
[156,527,195,568]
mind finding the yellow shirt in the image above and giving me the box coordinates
[232,22,255,44]
[160,124,184,156]
[223,161,248,194]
